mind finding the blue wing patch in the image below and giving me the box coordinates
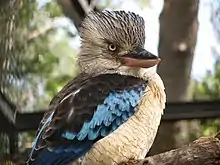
[61,83,146,141]
[29,83,146,165]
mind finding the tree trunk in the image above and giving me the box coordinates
[150,0,199,154]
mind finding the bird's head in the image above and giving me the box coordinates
[78,10,160,79]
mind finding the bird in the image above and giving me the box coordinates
[26,10,166,165]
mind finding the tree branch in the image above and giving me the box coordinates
[57,0,98,29]
[119,132,220,165]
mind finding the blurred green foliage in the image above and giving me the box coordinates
[192,59,220,100]
[192,59,220,137]
[15,0,78,112]
[192,0,220,137]
[1,0,78,161]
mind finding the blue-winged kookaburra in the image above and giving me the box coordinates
[27,10,166,165]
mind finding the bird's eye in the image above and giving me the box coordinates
[108,44,117,52]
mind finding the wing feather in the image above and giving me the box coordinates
[27,73,146,164]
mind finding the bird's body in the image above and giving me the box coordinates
[27,10,166,165]
[81,71,165,165]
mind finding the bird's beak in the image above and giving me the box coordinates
[120,48,161,68]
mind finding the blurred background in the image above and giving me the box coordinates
[0,0,220,164]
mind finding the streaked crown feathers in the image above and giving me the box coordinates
[79,10,146,47]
